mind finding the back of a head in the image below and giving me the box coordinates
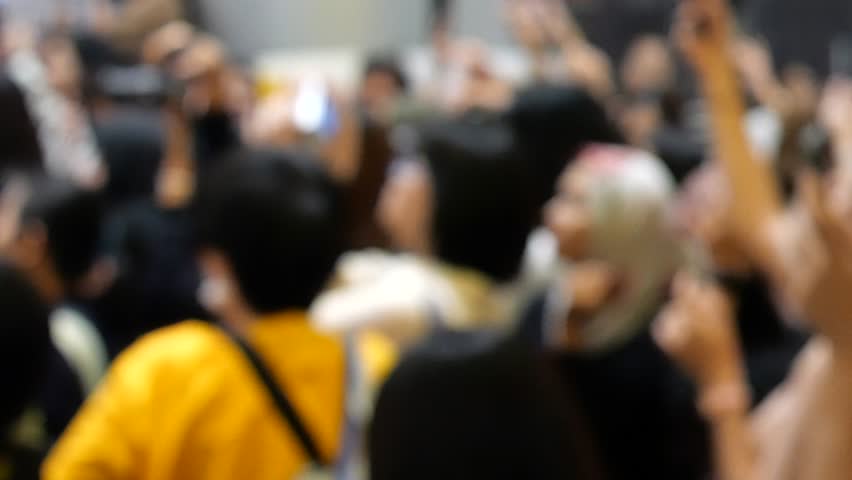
[21,177,104,286]
[423,113,536,282]
[195,148,343,313]
[363,53,409,93]
[653,127,705,184]
[507,85,623,208]
[0,261,50,435]
[94,107,165,205]
[369,331,587,480]
[0,72,43,174]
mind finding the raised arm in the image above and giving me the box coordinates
[675,0,782,272]
[733,37,791,116]
[654,274,758,480]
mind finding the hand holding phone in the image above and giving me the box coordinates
[291,77,339,139]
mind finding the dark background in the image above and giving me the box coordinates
[562,0,852,76]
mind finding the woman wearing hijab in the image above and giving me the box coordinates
[520,144,711,480]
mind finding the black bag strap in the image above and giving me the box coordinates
[221,326,326,466]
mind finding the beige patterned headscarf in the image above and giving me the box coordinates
[548,145,685,352]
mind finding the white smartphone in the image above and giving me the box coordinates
[291,77,339,139]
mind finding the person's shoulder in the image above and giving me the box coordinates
[114,321,228,374]
[134,319,221,351]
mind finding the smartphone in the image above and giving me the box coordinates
[291,77,339,139]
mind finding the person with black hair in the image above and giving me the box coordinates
[44,148,356,480]
[370,330,600,480]
[0,175,109,439]
[93,107,164,206]
[0,261,51,480]
[4,28,106,189]
[507,84,624,209]
[312,113,539,347]
[90,105,208,359]
[506,84,626,297]
[11,177,104,293]
[88,34,244,357]
[359,53,408,123]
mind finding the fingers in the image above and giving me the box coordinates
[671,271,732,329]
[173,35,227,82]
[655,271,736,365]
[798,170,850,246]
[142,21,196,66]
[672,0,732,64]
[672,1,698,54]
[653,304,689,353]
[656,272,700,355]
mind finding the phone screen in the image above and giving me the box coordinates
[291,78,339,139]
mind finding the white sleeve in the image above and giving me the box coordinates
[311,260,434,345]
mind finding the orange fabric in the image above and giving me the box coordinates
[43,313,345,480]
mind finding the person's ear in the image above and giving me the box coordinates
[14,220,49,270]
[197,248,256,329]
[197,248,239,313]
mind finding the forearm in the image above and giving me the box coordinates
[699,374,759,480]
[708,409,759,480]
[553,4,587,52]
[700,62,782,264]
[320,102,361,184]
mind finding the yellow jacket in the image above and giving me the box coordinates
[43,313,350,480]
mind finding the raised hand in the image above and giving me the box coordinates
[142,21,196,66]
[1,22,36,57]
[532,0,574,47]
[818,77,852,157]
[771,170,852,340]
[673,0,733,77]
[172,35,249,116]
[654,273,745,391]
[504,0,549,53]
[674,0,782,268]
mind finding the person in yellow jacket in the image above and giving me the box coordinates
[43,148,392,479]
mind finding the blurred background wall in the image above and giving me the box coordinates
[201,0,514,59]
[7,0,849,80]
[203,0,852,75]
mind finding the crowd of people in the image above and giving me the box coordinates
[0,0,851,478]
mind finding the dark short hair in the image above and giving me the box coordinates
[194,148,343,313]
[369,331,586,480]
[364,54,409,93]
[507,85,623,208]
[94,107,164,205]
[423,112,537,282]
[0,261,51,434]
[21,177,104,286]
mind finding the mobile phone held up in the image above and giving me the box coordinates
[291,77,339,140]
